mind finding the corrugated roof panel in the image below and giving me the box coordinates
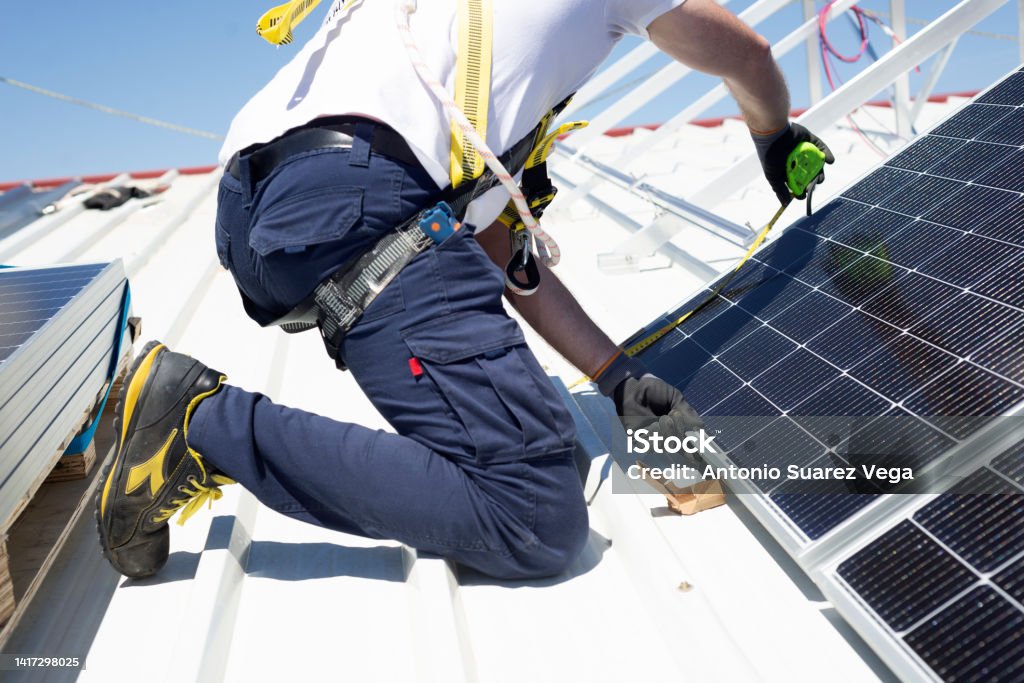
[0,103,978,681]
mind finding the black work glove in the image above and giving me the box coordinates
[753,123,835,205]
[594,352,704,435]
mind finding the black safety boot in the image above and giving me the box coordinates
[96,341,234,578]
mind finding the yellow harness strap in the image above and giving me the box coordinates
[497,118,588,230]
[257,0,324,45]
[450,0,494,188]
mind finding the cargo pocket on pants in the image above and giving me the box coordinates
[401,310,574,464]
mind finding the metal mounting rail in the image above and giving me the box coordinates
[550,152,751,247]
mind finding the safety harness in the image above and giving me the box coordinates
[253,0,585,367]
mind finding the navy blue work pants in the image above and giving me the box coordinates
[190,128,589,579]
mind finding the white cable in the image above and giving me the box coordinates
[395,0,561,286]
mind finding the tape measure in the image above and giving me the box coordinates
[617,142,828,361]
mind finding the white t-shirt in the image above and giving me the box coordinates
[220,0,685,226]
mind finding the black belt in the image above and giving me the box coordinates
[227,117,421,184]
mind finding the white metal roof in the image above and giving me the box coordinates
[0,97,970,683]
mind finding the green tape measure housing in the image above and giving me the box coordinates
[786,141,827,198]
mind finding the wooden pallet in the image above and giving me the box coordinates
[0,341,135,641]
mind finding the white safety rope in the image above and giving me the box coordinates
[395,0,562,286]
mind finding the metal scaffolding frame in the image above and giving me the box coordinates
[552,0,1021,275]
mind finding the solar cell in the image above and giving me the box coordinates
[675,360,743,413]
[913,468,1024,573]
[715,326,797,380]
[806,311,902,370]
[977,72,1024,105]
[971,325,1024,383]
[994,555,1024,604]
[991,440,1024,485]
[930,103,1013,139]
[929,141,1015,181]
[734,271,816,322]
[976,107,1024,145]
[902,361,1024,438]
[848,334,959,401]
[728,417,827,492]
[836,521,976,631]
[886,135,965,172]
[878,175,968,217]
[841,167,918,204]
[911,292,1023,357]
[904,587,1024,682]
[975,149,1024,192]
[770,479,878,540]
[750,348,838,411]
[923,185,1019,230]
[766,290,853,342]
[973,196,1024,246]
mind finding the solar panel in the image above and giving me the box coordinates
[0,264,107,365]
[0,261,128,534]
[629,68,1024,551]
[620,68,1024,681]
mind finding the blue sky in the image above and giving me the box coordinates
[0,0,1020,182]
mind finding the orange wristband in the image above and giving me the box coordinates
[590,348,623,380]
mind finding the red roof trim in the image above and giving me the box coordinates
[0,91,979,191]
[601,91,979,138]
[0,165,219,192]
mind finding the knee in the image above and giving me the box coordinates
[505,485,590,580]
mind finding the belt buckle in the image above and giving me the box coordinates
[417,202,460,244]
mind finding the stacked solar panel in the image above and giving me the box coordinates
[0,262,127,532]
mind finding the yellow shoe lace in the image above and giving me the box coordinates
[152,472,236,526]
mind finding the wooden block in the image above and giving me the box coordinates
[634,459,727,516]
[45,441,97,483]
[0,542,14,627]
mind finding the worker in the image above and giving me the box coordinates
[97,0,833,580]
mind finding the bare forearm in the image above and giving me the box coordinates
[474,226,617,376]
[648,0,790,133]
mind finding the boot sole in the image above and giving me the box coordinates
[94,340,165,578]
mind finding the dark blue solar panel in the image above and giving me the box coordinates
[0,264,107,364]
[631,72,1024,574]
